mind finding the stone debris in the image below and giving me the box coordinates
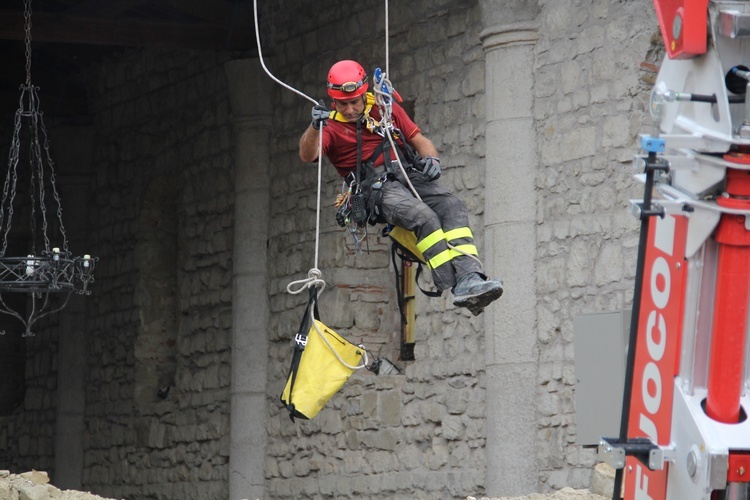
[468,487,610,500]
[466,463,617,500]
[0,470,120,500]
[19,470,50,485]
[0,464,617,499]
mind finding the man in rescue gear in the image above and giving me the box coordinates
[299,60,503,315]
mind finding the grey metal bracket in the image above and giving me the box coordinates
[598,438,627,469]
[598,437,660,471]
[649,443,677,471]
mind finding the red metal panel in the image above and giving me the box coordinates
[727,453,750,483]
[624,215,688,500]
[653,0,709,59]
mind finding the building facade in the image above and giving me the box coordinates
[0,0,662,498]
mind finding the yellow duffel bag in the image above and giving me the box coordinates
[280,288,365,421]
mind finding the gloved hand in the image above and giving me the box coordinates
[311,99,329,130]
[419,156,441,181]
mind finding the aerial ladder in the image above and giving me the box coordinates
[598,1,750,498]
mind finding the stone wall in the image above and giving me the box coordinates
[532,0,661,491]
[261,0,663,497]
[0,0,669,498]
[79,49,236,499]
[0,329,60,474]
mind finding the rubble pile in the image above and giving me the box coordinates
[0,470,119,500]
[470,489,609,500]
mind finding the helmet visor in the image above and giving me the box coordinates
[327,76,368,94]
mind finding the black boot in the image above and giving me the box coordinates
[452,272,503,316]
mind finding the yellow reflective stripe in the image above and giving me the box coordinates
[444,227,473,242]
[450,244,478,258]
[427,249,453,270]
[417,229,446,254]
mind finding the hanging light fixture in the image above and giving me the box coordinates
[0,0,97,336]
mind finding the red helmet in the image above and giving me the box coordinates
[327,60,369,100]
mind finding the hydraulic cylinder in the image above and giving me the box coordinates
[706,167,750,424]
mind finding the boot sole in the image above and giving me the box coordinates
[453,285,504,314]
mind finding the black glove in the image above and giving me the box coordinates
[419,156,441,181]
[311,99,329,130]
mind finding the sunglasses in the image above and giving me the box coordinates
[327,76,368,93]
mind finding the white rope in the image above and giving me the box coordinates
[286,268,326,296]
[253,0,316,107]
[372,46,483,268]
[253,0,379,372]
[309,308,369,370]
[253,0,325,278]
[384,0,390,78]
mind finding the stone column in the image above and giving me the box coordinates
[224,58,272,500]
[480,1,540,495]
[53,125,95,490]
[55,305,86,490]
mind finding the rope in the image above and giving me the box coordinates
[384,0,390,78]
[252,0,316,107]
[253,0,376,371]
[286,268,326,296]
[309,309,369,370]
[253,0,325,277]
[375,3,482,268]
[372,70,421,201]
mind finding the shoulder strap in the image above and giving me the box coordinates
[361,126,418,175]
[356,119,363,186]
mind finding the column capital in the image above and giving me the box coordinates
[480,21,539,51]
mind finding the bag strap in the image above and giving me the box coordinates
[282,286,320,422]
[383,225,443,299]
[413,262,442,298]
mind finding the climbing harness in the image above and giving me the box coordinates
[332,85,421,254]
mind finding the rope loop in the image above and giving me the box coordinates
[308,309,370,371]
[286,268,326,296]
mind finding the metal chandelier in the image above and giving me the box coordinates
[0,0,97,336]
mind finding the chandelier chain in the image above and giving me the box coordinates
[1,101,23,257]
[24,0,32,86]
[38,110,69,254]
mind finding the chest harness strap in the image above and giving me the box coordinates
[352,118,420,225]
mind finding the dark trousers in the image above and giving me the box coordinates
[378,170,483,291]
